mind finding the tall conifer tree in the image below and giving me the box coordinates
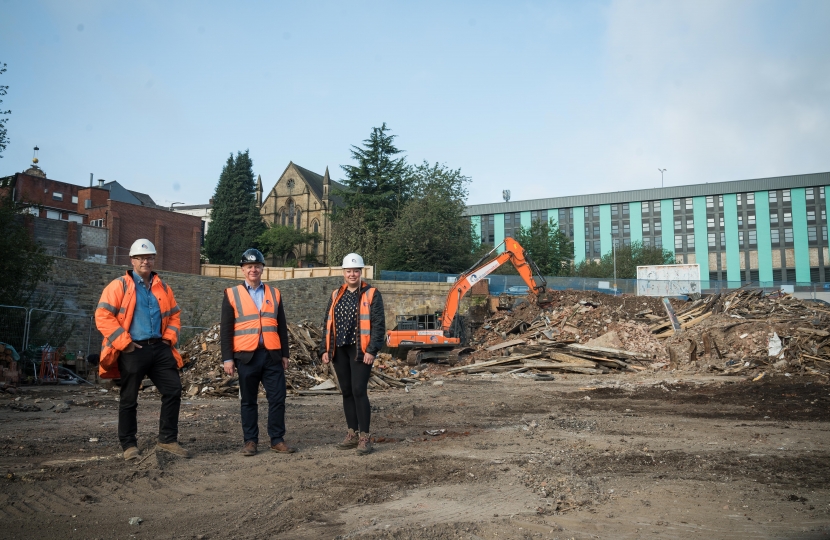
[204,151,265,265]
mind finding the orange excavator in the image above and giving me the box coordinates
[386,237,549,365]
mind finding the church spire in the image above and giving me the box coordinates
[323,167,330,201]
[256,174,263,207]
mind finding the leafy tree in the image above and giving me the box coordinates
[381,162,477,272]
[334,123,409,259]
[572,240,675,279]
[0,62,10,158]
[258,225,321,266]
[514,218,573,276]
[329,206,381,267]
[204,151,265,265]
[0,194,52,305]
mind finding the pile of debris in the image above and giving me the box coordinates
[178,323,415,397]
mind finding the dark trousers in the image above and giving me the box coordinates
[332,345,373,433]
[117,341,182,450]
[236,348,286,445]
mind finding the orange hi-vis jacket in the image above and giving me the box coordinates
[226,284,282,352]
[324,282,376,356]
[95,271,183,379]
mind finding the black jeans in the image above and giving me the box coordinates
[332,345,373,433]
[236,348,286,445]
[117,341,182,450]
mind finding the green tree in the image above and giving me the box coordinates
[514,218,573,276]
[572,241,676,279]
[381,162,477,272]
[0,62,10,158]
[334,123,409,260]
[204,151,265,265]
[258,225,321,266]
[329,206,381,267]
[0,194,52,305]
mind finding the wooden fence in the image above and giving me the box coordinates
[201,264,374,281]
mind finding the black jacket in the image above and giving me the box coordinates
[320,282,386,357]
[220,284,290,364]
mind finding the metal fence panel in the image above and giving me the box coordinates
[25,309,95,359]
[0,305,28,353]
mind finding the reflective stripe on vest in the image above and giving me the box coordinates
[226,284,281,352]
[324,284,375,355]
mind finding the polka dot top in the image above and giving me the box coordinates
[334,288,359,347]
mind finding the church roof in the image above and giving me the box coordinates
[283,162,346,207]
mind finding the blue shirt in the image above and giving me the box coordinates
[129,271,162,340]
[246,282,266,346]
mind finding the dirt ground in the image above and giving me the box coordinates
[1,372,829,539]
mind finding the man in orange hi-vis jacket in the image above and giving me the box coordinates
[95,238,190,461]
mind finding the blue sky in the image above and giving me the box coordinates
[1,0,828,207]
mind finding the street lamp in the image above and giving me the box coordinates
[658,168,666,188]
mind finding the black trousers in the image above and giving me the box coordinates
[117,341,182,450]
[332,345,373,433]
[236,348,287,445]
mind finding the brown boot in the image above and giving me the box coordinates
[156,441,191,458]
[336,429,359,450]
[123,446,140,461]
[356,432,373,455]
[241,441,257,456]
[270,441,297,454]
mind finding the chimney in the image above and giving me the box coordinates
[98,179,104,188]
[90,173,93,187]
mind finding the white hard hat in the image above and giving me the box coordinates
[342,253,365,269]
[129,239,157,257]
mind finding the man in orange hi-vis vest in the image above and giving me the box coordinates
[321,253,386,455]
[95,239,190,461]
[220,249,295,457]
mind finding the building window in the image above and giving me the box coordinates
[783,189,791,203]
[643,222,650,233]
[643,236,651,246]
[52,192,63,201]
[592,206,600,218]
[821,187,826,199]
[280,209,286,226]
[748,230,757,245]
[746,193,755,205]
[823,209,827,221]
[593,240,601,255]
[686,218,694,230]
[737,194,742,206]
[770,212,778,224]
[719,216,724,227]
[296,209,301,229]
[808,226,817,242]
[748,214,756,226]
[718,195,723,208]
[531,210,548,225]
[673,200,681,211]
[687,233,695,247]
[675,219,682,231]
[807,210,816,222]
[720,232,726,246]
[585,225,590,237]
[481,214,495,244]
[771,229,780,245]
[653,201,661,212]
[585,241,590,255]
[769,191,778,204]
[593,225,600,237]
[655,236,662,248]
[738,215,743,227]
[706,196,714,208]
[738,231,744,247]
[559,209,568,223]
[611,205,618,217]
[806,188,814,200]
[611,223,619,236]
[71,195,78,204]
[684,198,692,210]
[675,235,683,249]
[622,203,629,216]
[823,226,828,242]
[783,212,792,223]
[623,222,630,235]
[313,221,319,233]
[654,220,662,232]
[784,228,793,243]
[641,202,650,214]
[707,217,714,228]
[708,233,716,247]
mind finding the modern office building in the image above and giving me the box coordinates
[463,172,830,284]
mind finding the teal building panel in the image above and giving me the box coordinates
[692,197,709,287]
[600,204,612,256]
[723,194,741,283]
[494,213,505,254]
[471,215,482,245]
[754,191,773,283]
[573,207,586,264]
[660,199,675,259]
[548,208,559,227]
[520,211,531,231]
[791,188,810,283]
[629,201,643,245]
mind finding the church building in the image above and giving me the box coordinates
[257,162,346,265]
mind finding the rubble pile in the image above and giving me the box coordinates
[457,288,830,378]
[178,323,414,398]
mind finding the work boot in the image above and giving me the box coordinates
[156,441,191,458]
[356,432,373,455]
[123,446,140,461]
[242,441,257,457]
[336,429,359,450]
[270,441,297,454]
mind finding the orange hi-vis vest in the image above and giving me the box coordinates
[95,272,183,379]
[226,284,282,352]
[325,282,376,356]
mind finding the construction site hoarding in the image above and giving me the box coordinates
[636,264,701,297]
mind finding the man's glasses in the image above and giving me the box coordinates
[132,256,155,262]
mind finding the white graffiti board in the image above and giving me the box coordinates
[636,264,701,297]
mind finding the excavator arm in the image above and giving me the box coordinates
[440,237,547,334]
